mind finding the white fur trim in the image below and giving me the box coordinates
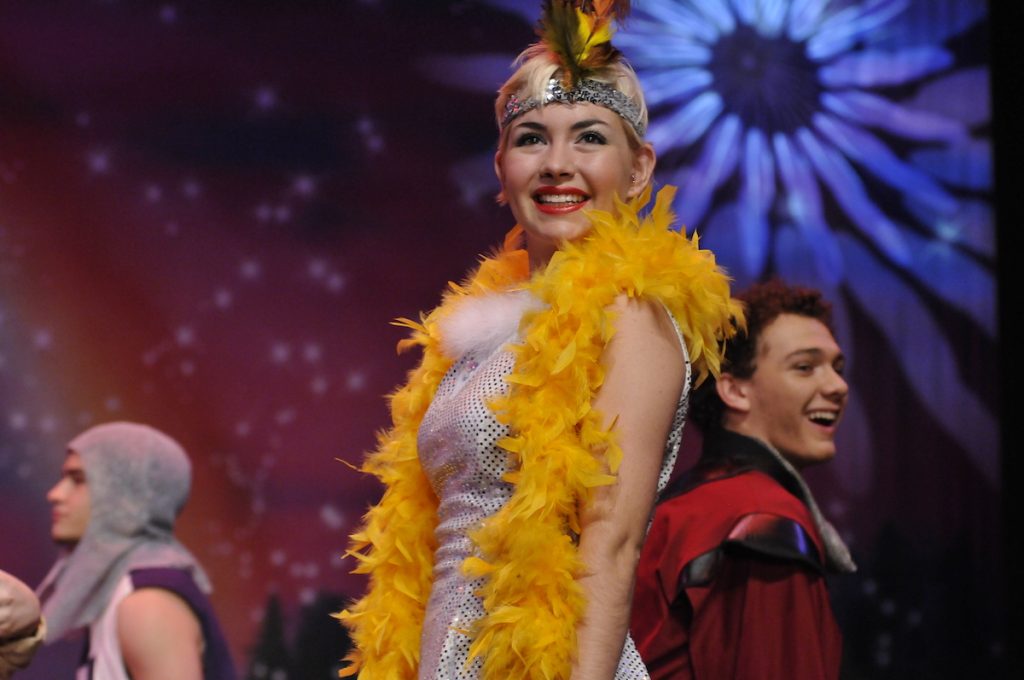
[438,290,545,359]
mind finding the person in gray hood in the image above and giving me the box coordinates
[37,422,236,680]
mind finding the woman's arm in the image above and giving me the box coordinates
[572,295,686,680]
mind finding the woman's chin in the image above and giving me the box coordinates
[521,214,594,246]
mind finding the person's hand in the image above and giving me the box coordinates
[0,570,41,639]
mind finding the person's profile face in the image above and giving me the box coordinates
[46,450,91,545]
[738,314,849,468]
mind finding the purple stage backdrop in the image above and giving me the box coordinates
[0,1,1007,678]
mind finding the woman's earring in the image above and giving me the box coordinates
[630,173,637,183]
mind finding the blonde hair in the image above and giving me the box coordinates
[495,43,649,150]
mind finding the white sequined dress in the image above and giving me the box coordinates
[417,299,691,679]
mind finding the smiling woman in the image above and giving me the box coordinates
[496,103,655,268]
[337,3,741,680]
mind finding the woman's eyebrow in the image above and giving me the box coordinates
[570,119,609,130]
[514,121,547,132]
[513,119,610,132]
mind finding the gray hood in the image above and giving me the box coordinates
[37,422,210,641]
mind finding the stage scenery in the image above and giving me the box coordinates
[1,0,1006,677]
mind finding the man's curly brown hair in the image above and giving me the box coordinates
[690,279,835,431]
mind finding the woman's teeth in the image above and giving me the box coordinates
[536,194,586,204]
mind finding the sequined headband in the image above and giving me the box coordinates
[502,78,646,137]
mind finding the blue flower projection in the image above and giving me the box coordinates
[617,0,990,284]
[613,0,996,487]
[443,0,996,491]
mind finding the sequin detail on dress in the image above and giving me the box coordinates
[417,304,691,679]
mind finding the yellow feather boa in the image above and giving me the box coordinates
[339,186,742,679]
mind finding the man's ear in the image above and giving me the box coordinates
[716,372,751,414]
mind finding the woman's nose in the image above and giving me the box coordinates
[540,142,574,179]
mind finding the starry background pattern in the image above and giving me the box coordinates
[0,1,1012,678]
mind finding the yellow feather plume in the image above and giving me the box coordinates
[539,1,631,86]
[337,185,741,679]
